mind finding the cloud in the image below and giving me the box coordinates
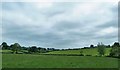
[1,2,118,49]
[1,0,119,2]
[32,2,53,9]
[96,27,117,36]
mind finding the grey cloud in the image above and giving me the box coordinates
[1,2,118,49]
[53,21,82,31]
[2,19,86,48]
[41,3,76,17]
[96,20,118,28]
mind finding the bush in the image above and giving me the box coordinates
[105,55,111,57]
[86,55,92,56]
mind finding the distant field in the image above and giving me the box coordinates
[45,48,112,56]
[2,54,118,68]
[1,48,112,56]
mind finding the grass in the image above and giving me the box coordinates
[45,48,112,56]
[2,48,118,68]
[2,54,118,68]
[1,48,112,56]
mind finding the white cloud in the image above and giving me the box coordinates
[96,27,118,36]
[72,3,98,16]
[49,2,116,30]
[32,2,53,9]
[2,11,33,25]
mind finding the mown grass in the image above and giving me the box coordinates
[2,54,118,68]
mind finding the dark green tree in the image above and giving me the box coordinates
[38,47,42,53]
[80,50,84,56]
[110,42,120,57]
[1,42,9,50]
[97,42,105,56]
[28,46,38,53]
[106,45,111,48]
[12,43,21,54]
[90,44,94,48]
[112,42,120,47]
[40,48,46,53]
[80,50,83,54]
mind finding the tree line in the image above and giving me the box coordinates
[0,42,59,54]
[0,42,120,58]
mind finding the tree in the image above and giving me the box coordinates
[97,42,105,56]
[28,46,38,53]
[40,48,46,53]
[9,44,14,50]
[106,45,111,48]
[1,42,9,50]
[12,43,21,54]
[80,50,84,56]
[112,42,120,48]
[80,50,83,54]
[110,42,120,57]
[38,47,42,53]
[90,45,94,48]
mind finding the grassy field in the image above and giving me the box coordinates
[1,48,112,56]
[45,48,112,56]
[2,48,118,68]
[2,54,118,68]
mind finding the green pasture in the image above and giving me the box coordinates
[45,48,112,56]
[2,54,118,68]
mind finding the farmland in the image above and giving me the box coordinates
[2,54,118,68]
[45,48,112,56]
[1,48,112,56]
[2,48,119,68]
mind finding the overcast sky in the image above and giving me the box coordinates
[1,1,118,49]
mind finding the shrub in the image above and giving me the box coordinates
[86,55,92,56]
